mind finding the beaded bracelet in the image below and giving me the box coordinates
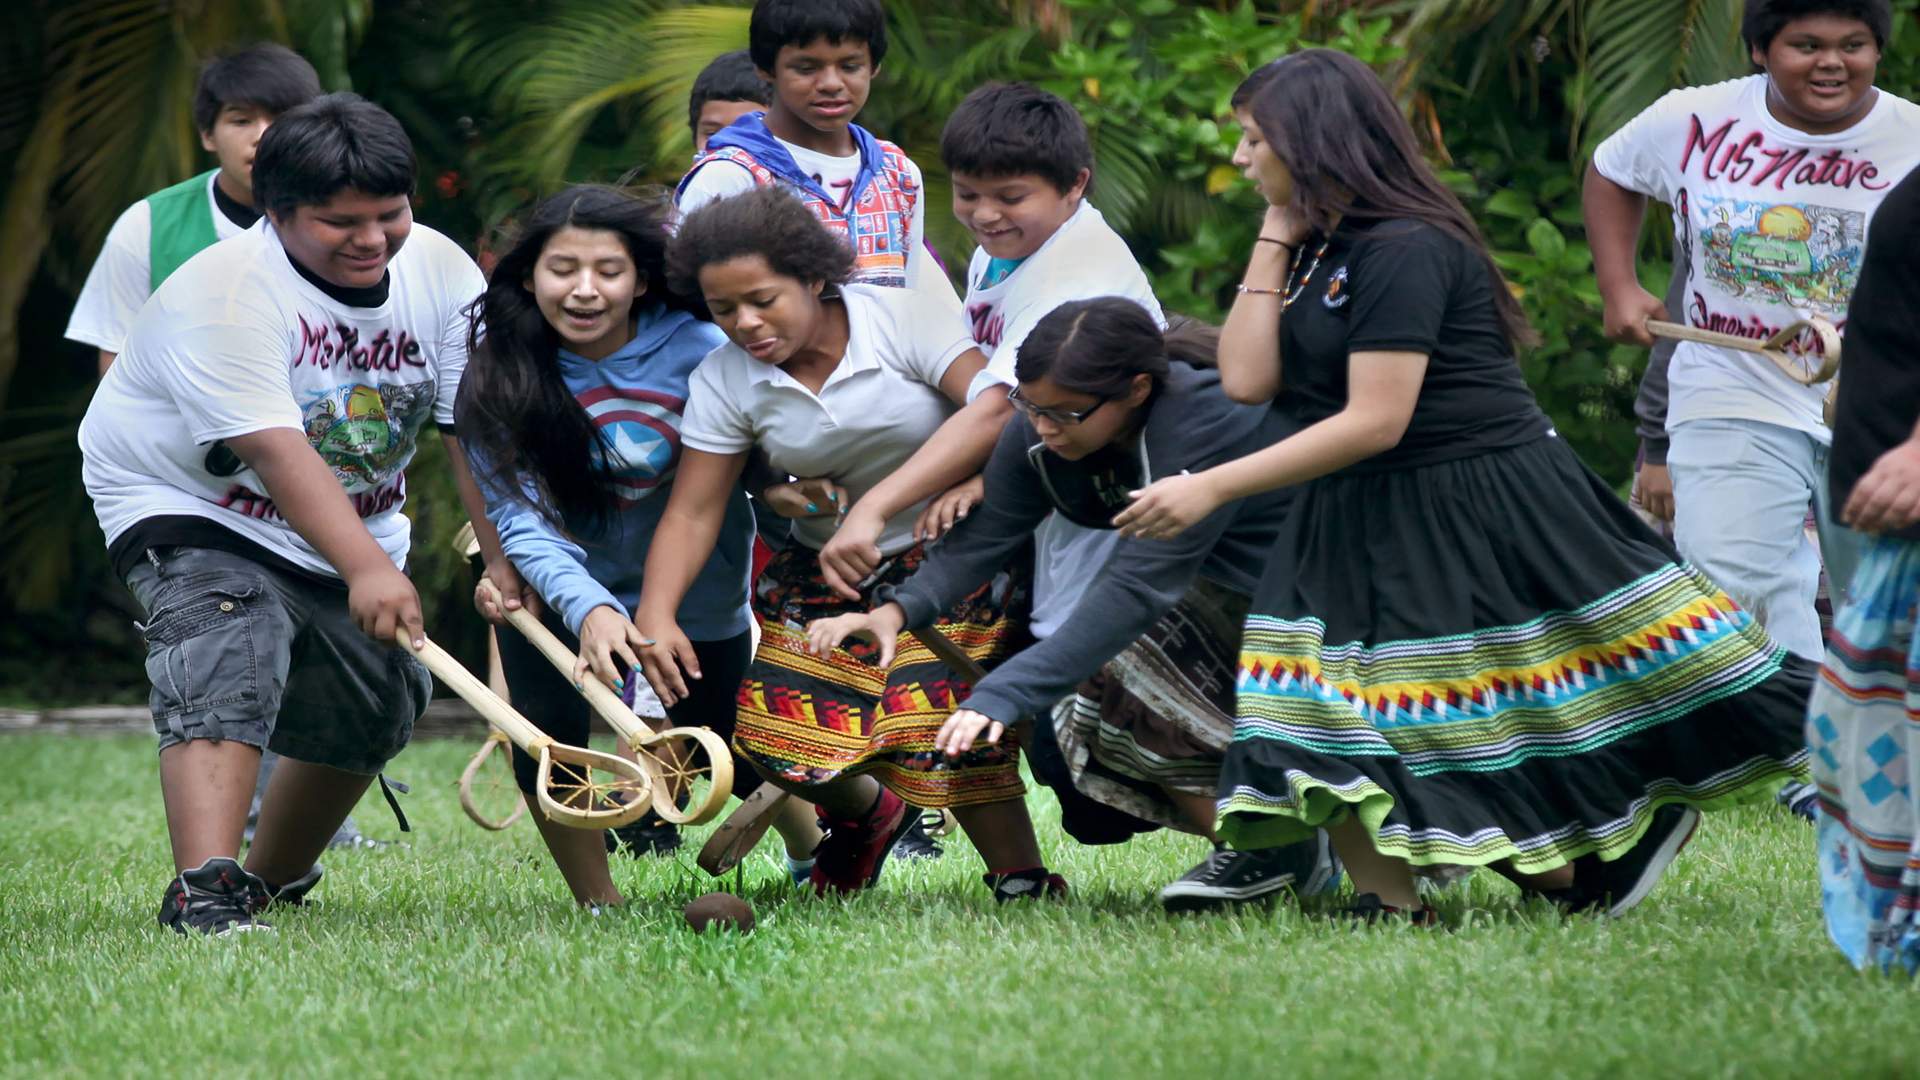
[1236,284,1286,295]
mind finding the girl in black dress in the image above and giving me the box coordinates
[1117,49,1814,923]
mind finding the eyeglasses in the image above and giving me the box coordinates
[1008,385,1110,426]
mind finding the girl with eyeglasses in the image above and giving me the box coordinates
[808,296,1340,912]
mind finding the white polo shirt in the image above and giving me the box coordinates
[681,283,974,555]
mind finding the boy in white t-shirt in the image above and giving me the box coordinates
[818,83,1167,637]
[79,94,487,935]
[65,43,322,375]
[1585,0,1918,665]
[674,0,940,293]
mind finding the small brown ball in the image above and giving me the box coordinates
[683,891,755,934]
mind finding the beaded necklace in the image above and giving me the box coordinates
[1282,237,1332,309]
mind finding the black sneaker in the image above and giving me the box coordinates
[1338,892,1440,927]
[1547,804,1701,917]
[605,815,684,857]
[1777,781,1819,823]
[1159,833,1339,913]
[891,812,944,860]
[253,865,323,913]
[158,858,272,937]
[984,867,1068,902]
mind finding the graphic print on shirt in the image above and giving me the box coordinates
[578,384,685,506]
[301,380,437,488]
[1691,192,1865,315]
[967,302,1004,349]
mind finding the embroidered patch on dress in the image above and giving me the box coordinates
[1324,266,1351,309]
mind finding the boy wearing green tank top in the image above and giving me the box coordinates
[65,43,321,375]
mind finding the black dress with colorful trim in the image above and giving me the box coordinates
[1216,217,1813,873]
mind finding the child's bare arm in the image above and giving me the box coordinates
[226,428,423,647]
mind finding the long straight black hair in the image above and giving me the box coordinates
[1014,296,1219,397]
[1239,49,1536,349]
[456,184,703,534]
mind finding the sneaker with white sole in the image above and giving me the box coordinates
[1159,832,1340,913]
[158,858,273,937]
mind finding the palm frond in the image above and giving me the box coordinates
[1574,0,1746,153]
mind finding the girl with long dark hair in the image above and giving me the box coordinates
[456,184,817,907]
[635,187,1060,900]
[1115,50,1815,923]
[807,297,1341,911]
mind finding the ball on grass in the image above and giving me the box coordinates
[683,891,755,934]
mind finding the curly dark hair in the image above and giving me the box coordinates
[667,187,854,296]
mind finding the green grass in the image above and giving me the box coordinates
[0,733,1911,1078]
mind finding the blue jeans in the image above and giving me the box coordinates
[1667,417,1860,660]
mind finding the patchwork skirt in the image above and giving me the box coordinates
[1047,578,1247,832]
[1808,536,1920,974]
[1219,434,1814,873]
[733,542,1029,808]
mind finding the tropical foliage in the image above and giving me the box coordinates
[4,0,1918,702]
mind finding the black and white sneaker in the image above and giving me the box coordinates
[1159,832,1340,913]
[158,858,272,937]
[1777,781,1819,823]
[253,865,323,913]
[891,812,944,860]
[1548,804,1701,917]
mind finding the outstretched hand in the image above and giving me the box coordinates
[805,603,905,668]
[572,604,648,694]
[935,708,1004,757]
[1113,472,1224,541]
[915,474,984,542]
[636,616,701,708]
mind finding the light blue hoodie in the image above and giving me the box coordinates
[476,305,753,640]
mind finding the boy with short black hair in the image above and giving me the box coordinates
[79,93,486,936]
[823,81,1162,635]
[688,49,771,155]
[675,0,939,291]
[65,43,322,373]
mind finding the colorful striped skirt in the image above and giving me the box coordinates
[733,542,1029,808]
[1219,434,1813,874]
[1808,536,1920,974]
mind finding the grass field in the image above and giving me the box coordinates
[0,732,1910,1078]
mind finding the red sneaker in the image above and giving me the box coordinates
[810,786,915,896]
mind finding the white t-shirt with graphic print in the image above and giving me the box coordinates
[79,220,485,577]
[1593,74,1920,441]
[961,199,1166,639]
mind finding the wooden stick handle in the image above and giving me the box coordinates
[487,585,649,744]
[399,630,550,752]
[913,626,988,684]
[1645,320,1768,353]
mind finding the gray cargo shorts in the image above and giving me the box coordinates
[124,545,430,775]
